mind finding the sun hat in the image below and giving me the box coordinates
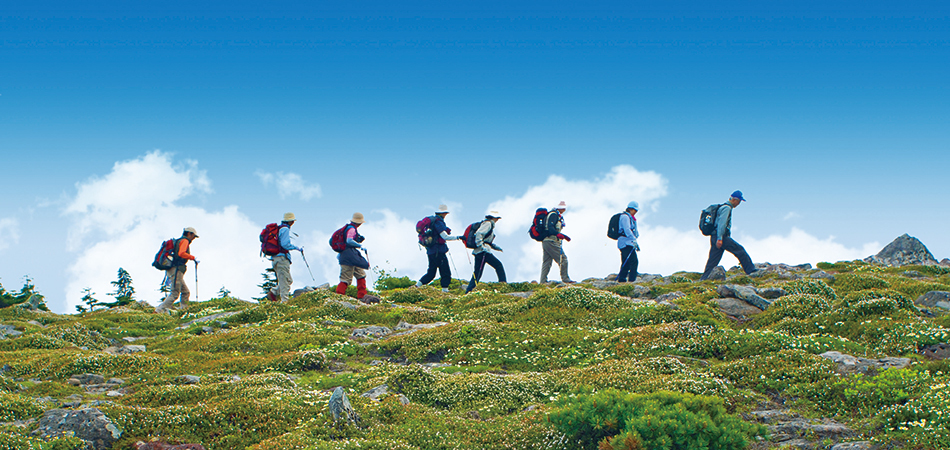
[731,191,746,202]
[283,212,296,222]
[485,211,502,219]
[183,227,198,237]
[627,201,639,211]
[556,201,567,210]
[351,212,365,224]
[435,204,450,215]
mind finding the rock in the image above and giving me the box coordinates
[831,442,877,450]
[359,295,381,304]
[864,233,938,267]
[105,345,146,355]
[397,394,410,405]
[70,374,106,386]
[292,286,315,298]
[920,343,950,360]
[351,326,392,339]
[634,273,663,284]
[136,441,207,450]
[942,258,950,267]
[0,324,22,339]
[706,266,727,281]
[809,270,835,282]
[361,384,389,401]
[105,390,124,397]
[504,291,532,299]
[27,320,46,328]
[769,418,853,443]
[177,375,201,385]
[716,285,772,310]
[714,298,764,318]
[915,291,950,310]
[756,287,787,300]
[329,387,360,426]
[326,299,358,310]
[32,408,122,450]
[819,351,911,375]
[390,322,449,337]
[902,270,924,278]
[589,279,619,289]
[179,311,242,328]
[655,300,680,310]
[655,291,685,302]
[15,294,45,311]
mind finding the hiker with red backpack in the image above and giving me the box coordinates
[261,213,303,302]
[414,205,464,292]
[540,201,574,284]
[464,211,506,293]
[155,227,199,314]
[331,212,377,302]
[615,201,640,282]
[699,190,757,280]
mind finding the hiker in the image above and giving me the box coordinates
[155,227,199,314]
[617,201,640,282]
[540,201,573,283]
[700,190,757,280]
[267,213,304,302]
[465,211,506,293]
[335,212,373,301]
[415,205,463,292]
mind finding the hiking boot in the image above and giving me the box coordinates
[266,291,277,302]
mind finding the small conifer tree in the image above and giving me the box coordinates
[255,268,278,301]
[102,268,135,308]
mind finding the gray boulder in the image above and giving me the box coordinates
[32,408,121,450]
[716,285,772,310]
[329,387,360,426]
[361,384,389,401]
[921,343,950,360]
[831,442,877,450]
[177,375,201,385]
[915,291,950,310]
[68,374,105,386]
[351,326,392,339]
[105,345,146,355]
[756,287,787,300]
[865,233,937,267]
[714,298,764,318]
[588,279,619,289]
[0,324,22,339]
[706,266,727,281]
[819,351,911,375]
[292,286,315,298]
[655,291,685,302]
[810,270,836,282]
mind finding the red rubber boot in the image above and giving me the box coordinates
[356,278,367,299]
[335,282,348,295]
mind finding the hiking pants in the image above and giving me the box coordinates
[339,265,366,284]
[419,251,452,288]
[157,265,189,312]
[269,255,293,302]
[618,245,639,282]
[466,252,506,292]
[700,235,755,280]
[540,238,570,283]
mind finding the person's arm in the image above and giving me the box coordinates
[177,239,196,260]
[436,220,459,241]
[279,227,300,252]
[345,226,362,248]
[716,205,731,242]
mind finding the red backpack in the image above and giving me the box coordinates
[260,223,287,256]
[416,216,436,247]
[528,208,549,241]
[329,224,353,253]
[152,238,180,270]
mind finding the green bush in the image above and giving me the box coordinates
[386,289,431,305]
[878,378,950,448]
[714,349,836,393]
[783,279,838,301]
[805,367,932,416]
[0,430,85,450]
[376,275,416,291]
[547,389,765,450]
[0,392,43,422]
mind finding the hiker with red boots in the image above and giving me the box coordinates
[332,212,379,303]
[265,213,304,303]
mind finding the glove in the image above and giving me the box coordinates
[361,247,368,253]
[557,233,571,242]
[492,244,503,252]
[299,246,305,253]
[634,242,640,252]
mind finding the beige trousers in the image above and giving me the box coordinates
[540,238,571,283]
[157,265,189,312]
[269,255,293,302]
[340,265,366,284]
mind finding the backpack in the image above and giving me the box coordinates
[416,216,436,247]
[607,212,625,240]
[152,238,180,270]
[699,203,725,236]
[329,224,354,253]
[463,220,488,249]
[527,208,549,241]
[260,223,287,256]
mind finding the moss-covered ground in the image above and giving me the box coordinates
[1,261,950,449]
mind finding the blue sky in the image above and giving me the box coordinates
[1,1,948,312]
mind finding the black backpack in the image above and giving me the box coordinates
[699,203,726,236]
[607,212,625,240]
[463,220,490,249]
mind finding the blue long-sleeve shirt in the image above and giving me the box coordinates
[715,204,733,241]
[617,212,639,249]
[277,223,301,262]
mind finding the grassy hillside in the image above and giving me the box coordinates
[2,261,950,449]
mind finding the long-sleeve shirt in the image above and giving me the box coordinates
[473,221,500,255]
[617,213,639,249]
[715,204,734,241]
[277,224,300,262]
[345,225,362,248]
[426,216,460,255]
[175,238,195,265]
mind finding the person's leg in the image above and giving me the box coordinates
[419,253,439,286]
[437,252,452,288]
[177,266,191,307]
[700,237,726,280]
[617,246,634,282]
[273,257,293,302]
[156,267,180,312]
[723,237,756,274]
[466,253,486,293]
[336,265,352,294]
[354,267,367,299]
[559,249,571,283]
[485,253,506,282]
[627,250,639,283]
[540,239,558,282]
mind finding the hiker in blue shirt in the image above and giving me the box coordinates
[616,201,640,282]
[415,205,463,292]
[700,190,757,280]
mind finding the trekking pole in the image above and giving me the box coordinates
[447,250,460,277]
[194,261,199,302]
[300,250,317,282]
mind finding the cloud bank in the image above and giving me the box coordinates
[0,219,19,252]
[256,171,322,201]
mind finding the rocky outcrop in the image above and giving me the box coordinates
[0,324,22,339]
[819,351,911,375]
[329,387,360,426]
[746,408,856,449]
[351,326,392,339]
[915,291,950,310]
[864,233,937,267]
[714,298,764,319]
[32,408,122,450]
[920,343,950,360]
[716,285,772,310]
[136,441,207,450]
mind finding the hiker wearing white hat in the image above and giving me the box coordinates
[334,212,377,302]
[616,201,640,282]
[540,201,573,284]
[415,205,464,292]
[465,211,507,293]
[266,213,303,302]
[155,227,199,313]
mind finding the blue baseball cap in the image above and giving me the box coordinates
[731,190,746,201]
[627,201,639,211]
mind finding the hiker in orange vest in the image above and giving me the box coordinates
[155,227,199,314]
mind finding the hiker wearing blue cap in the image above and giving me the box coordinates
[616,201,640,282]
[700,191,756,280]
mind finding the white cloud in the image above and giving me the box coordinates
[0,218,19,252]
[256,171,322,201]
[783,212,801,220]
[62,152,265,312]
